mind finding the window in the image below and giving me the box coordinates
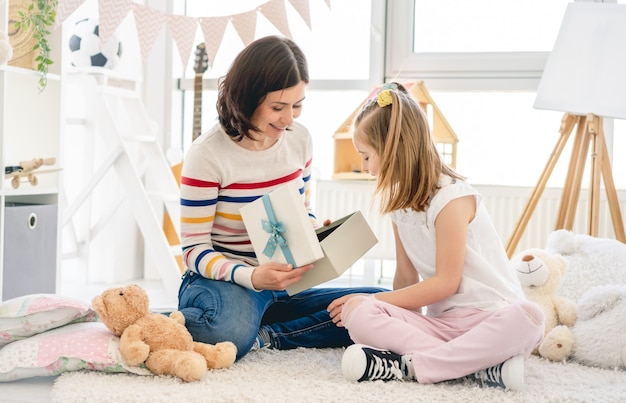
[387,0,570,86]
[175,0,382,180]
[169,0,625,188]
[386,0,625,188]
[413,0,567,53]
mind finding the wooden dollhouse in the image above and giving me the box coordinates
[333,81,459,179]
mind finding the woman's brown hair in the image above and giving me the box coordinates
[217,36,309,142]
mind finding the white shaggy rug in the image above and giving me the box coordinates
[51,347,626,403]
[51,231,626,402]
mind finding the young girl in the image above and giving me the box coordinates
[327,83,545,391]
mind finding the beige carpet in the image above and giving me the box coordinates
[51,346,626,403]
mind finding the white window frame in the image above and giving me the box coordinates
[384,0,616,155]
[385,0,549,91]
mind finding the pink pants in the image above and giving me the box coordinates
[342,296,545,384]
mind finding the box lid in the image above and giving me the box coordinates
[240,182,324,267]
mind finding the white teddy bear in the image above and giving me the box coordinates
[0,31,13,65]
[513,249,577,361]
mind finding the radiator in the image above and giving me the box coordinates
[314,179,626,262]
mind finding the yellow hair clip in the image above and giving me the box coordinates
[376,83,398,107]
[377,90,393,107]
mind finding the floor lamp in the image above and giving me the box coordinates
[506,2,626,257]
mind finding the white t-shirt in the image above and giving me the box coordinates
[390,175,525,316]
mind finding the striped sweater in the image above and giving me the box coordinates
[180,122,316,290]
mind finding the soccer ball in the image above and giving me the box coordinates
[68,18,123,69]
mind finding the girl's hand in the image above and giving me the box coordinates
[327,294,369,327]
[251,261,313,291]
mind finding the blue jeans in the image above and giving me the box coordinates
[177,271,387,360]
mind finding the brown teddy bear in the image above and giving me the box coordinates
[512,249,577,362]
[92,284,237,382]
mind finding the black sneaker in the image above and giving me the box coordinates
[470,355,524,391]
[342,344,415,382]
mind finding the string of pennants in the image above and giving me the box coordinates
[54,0,330,71]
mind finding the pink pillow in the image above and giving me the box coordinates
[0,322,151,381]
[0,294,97,346]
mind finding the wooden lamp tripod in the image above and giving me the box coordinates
[506,112,626,257]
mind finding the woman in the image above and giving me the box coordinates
[177,36,385,360]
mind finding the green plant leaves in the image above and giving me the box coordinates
[16,0,58,92]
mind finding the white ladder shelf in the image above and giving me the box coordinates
[63,74,182,295]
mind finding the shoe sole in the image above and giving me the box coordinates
[342,344,369,382]
[502,355,525,391]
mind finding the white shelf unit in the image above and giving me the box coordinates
[0,66,63,301]
[0,2,63,300]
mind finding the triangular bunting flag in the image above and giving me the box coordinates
[325,0,331,9]
[288,0,311,30]
[98,0,133,47]
[53,0,320,68]
[230,10,258,46]
[132,4,166,63]
[199,17,229,68]
[54,0,86,29]
[260,0,291,39]
[166,14,199,72]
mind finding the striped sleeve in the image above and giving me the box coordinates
[179,175,254,286]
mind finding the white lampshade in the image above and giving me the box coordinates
[534,2,626,120]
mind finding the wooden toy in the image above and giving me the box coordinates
[4,157,59,189]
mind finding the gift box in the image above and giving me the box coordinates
[286,210,378,295]
[240,181,324,268]
[240,182,378,295]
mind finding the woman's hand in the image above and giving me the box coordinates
[251,261,313,291]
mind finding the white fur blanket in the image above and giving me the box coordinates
[546,230,626,301]
[543,230,626,369]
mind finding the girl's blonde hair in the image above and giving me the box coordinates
[353,82,464,214]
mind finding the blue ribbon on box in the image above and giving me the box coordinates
[261,194,296,267]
